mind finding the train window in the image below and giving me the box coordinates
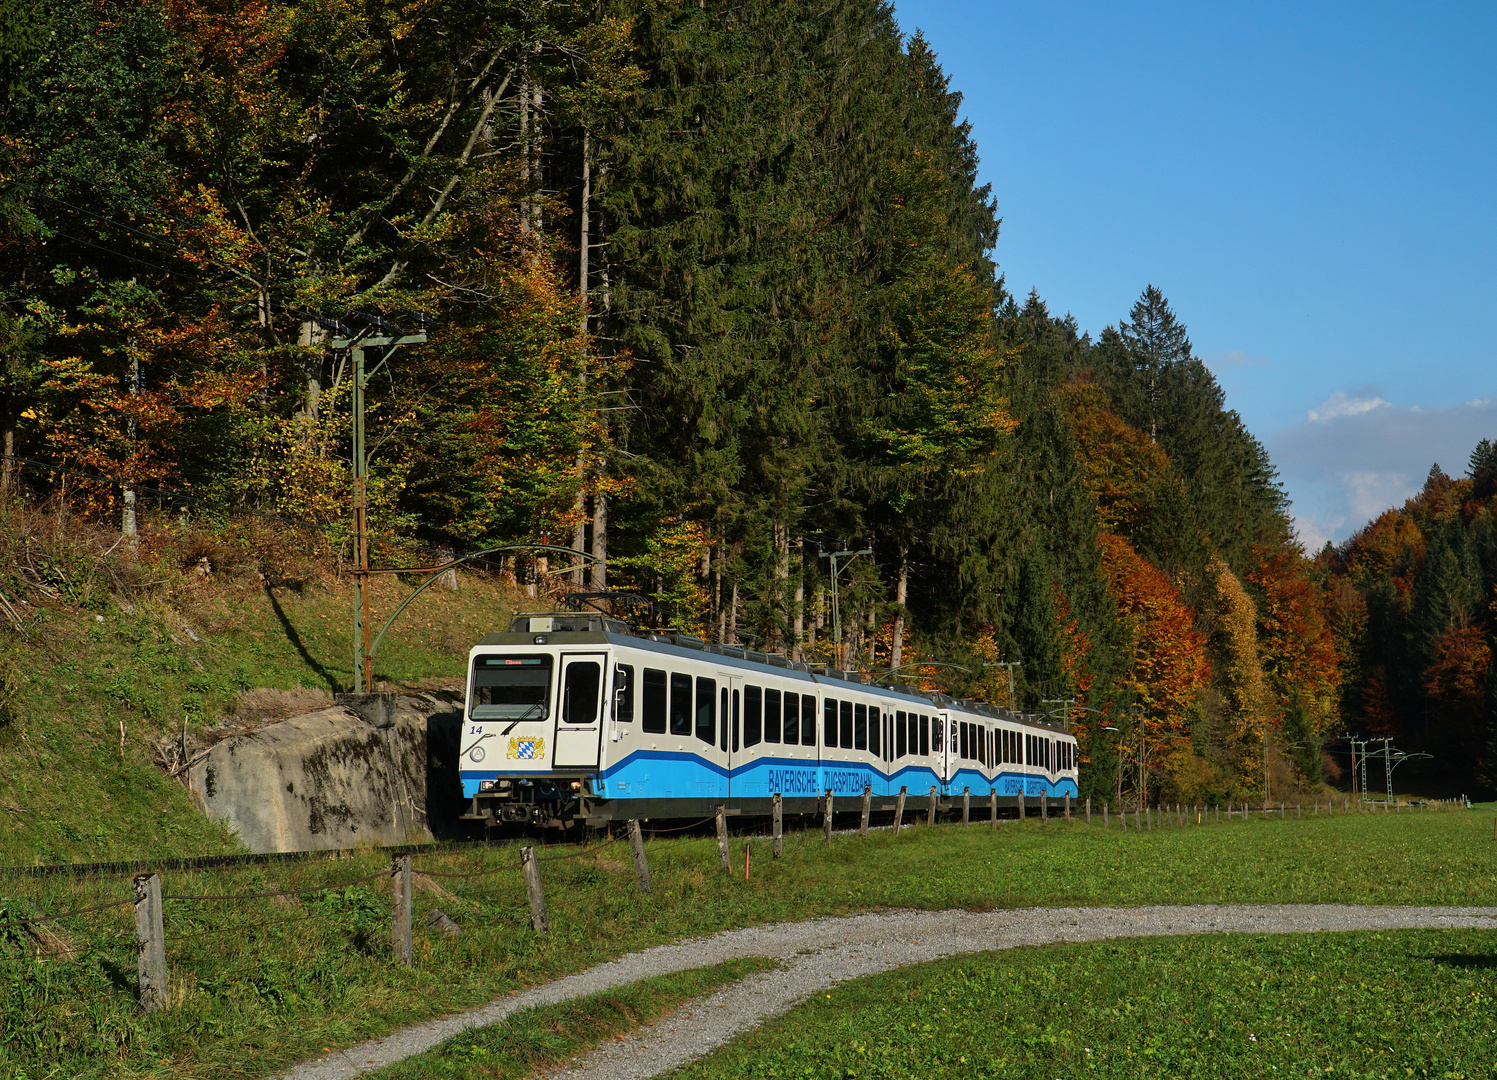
[613,664,634,722]
[896,712,907,758]
[918,715,929,757]
[561,661,601,724]
[884,713,894,762]
[932,718,942,754]
[854,704,867,751]
[802,695,817,745]
[669,673,692,736]
[643,668,667,734]
[695,678,716,744]
[824,699,838,747]
[744,686,763,747]
[839,701,854,750]
[732,689,740,752]
[869,707,880,756]
[720,688,728,751]
[978,725,986,765]
[783,692,799,744]
[764,689,782,743]
[471,654,553,722]
[959,722,968,760]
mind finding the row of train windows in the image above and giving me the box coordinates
[629,666,820,747]
[953,725,1076,773]
[619,662,1075,769]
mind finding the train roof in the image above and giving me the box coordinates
[473,613,1072,736]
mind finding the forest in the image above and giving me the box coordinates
[0,0,1487,801]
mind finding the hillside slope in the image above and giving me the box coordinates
[0,545,518,865]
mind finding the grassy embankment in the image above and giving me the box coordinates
[0,565,519,867]
[2,804,1494,1079]
[669,930,1497,1080]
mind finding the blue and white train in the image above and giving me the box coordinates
[459,613,1079,826]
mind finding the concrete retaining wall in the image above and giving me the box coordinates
[186,693,462,853]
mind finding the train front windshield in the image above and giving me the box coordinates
[471,655,553,720]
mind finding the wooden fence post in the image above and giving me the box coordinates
[391,853,413,967]
[772,794,783,859]
[1065,793,1072,821]
[1103,801,1109,828]
[989,788,996,828]
[133,873,167,1012]
[716,804,731,871]
[1041,792,1049,822]
[1017,790,1026,821]
[860,784,872,837]
[962,786,971,825]
[628,819,652,894]
[823,790,834,847]
[521,847,548,934]
[926,786,938,826]
[1086,796,1092,825]
[895,786,907,832]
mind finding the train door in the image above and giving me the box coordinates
[719,672,742,800]
[938,714,956,791]
[880,700,900,795]
[553,653,607,768]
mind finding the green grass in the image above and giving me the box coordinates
[368,958,775,1080]
[0,571,516,866]
[2,808,1494,1078]
[673,930,1497,1080]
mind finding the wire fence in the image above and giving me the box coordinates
[0,795,1468,1013]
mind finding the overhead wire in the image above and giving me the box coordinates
[33,191,264,288]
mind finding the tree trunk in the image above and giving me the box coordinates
[579,132,591,323]
[793,539,805,661]
[571,499,586,587]
[590,482,607,594]
[1,425,13,500]
[891,545,908,669]
[773,522,789,648]
[729,578,739,643]
[296,320,325,428]
[571,132,592,591]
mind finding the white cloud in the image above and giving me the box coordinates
[1305,391,1390,423]
[1270,396,1497,547]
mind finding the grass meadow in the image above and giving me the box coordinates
[673,929,1497,1080]
[1,805,1494,1078]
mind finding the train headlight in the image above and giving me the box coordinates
[479,779,497,791]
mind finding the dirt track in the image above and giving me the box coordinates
[275,904,1497,1080]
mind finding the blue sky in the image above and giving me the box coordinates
[890,1,1497,548]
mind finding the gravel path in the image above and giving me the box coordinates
[276,904,1497,1080]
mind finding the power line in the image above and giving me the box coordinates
[34,191,263,288]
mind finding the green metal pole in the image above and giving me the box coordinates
[352,345,367,692]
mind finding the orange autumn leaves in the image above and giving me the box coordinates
[1098,532,1208,737]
